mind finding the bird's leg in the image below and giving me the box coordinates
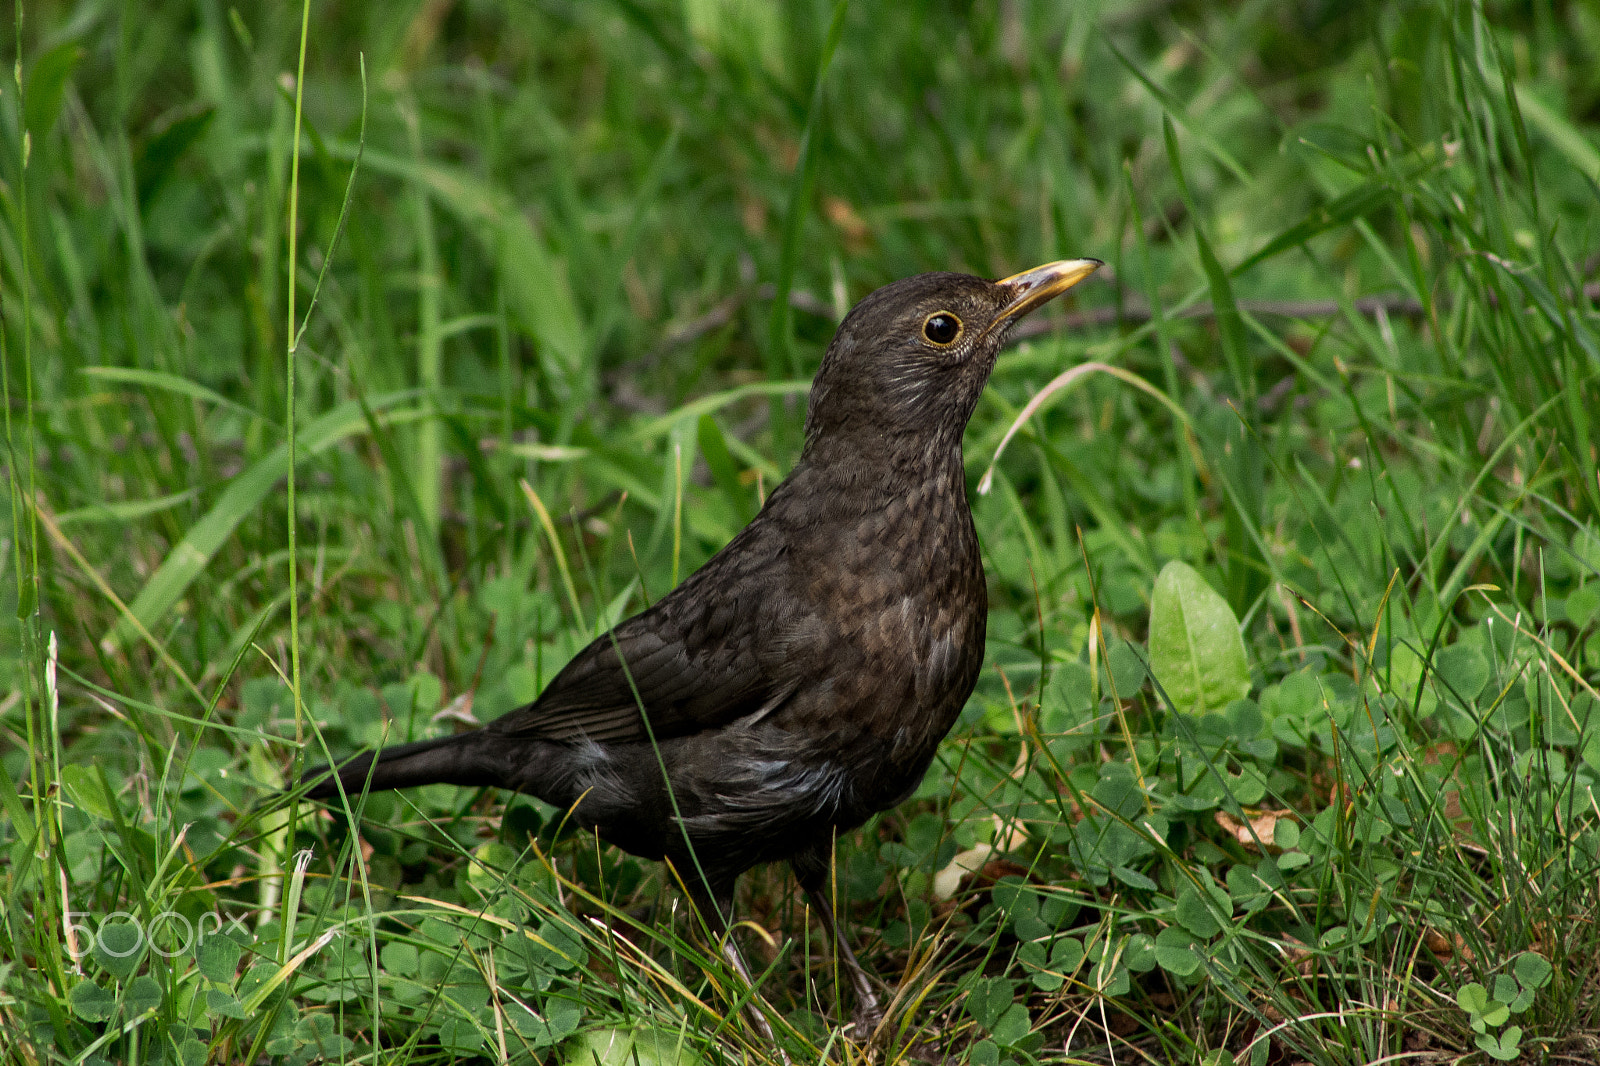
[718,933,782,1045]
[806,885,883,1036]
[686,882,788,1058]
[792,846,883,1038]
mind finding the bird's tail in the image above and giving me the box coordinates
[302,732,509,801]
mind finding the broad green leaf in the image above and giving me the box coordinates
[1573,527,1600,572]
[468,841,518,894]
[68,980,116,1022]
[968,1040,1000,1066]
[1512,951,1554,992]
[380,942,419,975]
[1154,926,1203,976]
[1387,644,1424,697]
[1434,643,1490,701]
[1050,935,1085,973]
[92,921,144,979]
[561,1028,706,1066]
[1106,639,1148,696]
[539,999,583,1047]
[990,1002,1032,1047]
[1112,864,1159,891]
[1476,1027,1523,1061]
[205,989,247,1019]
[1018,941,1051,986]
[59,763,117,821]
[1175,879,1231,938]
[264,1001,301,1054]
[1149,561,1251,714]
[1565,585,1599,628]
[295,1013,356,1057]
[198,934,242,983]
[1460,983,1509,1028]
[1024,935,1084,990]
[1124,933,1158,972]
[965,976,1017,1030]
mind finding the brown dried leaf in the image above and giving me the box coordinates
[1214,808,1293,850]
[823,196,872,250]
[1424,927,1474,962]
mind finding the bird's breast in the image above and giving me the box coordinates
[769,466,986,750]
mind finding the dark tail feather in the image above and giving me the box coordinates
[302,732,509,801]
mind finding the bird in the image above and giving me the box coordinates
[302,258,1102,1041]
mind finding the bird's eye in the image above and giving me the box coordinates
[923,312,962,346]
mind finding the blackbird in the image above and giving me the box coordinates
[303,258,1101,1038]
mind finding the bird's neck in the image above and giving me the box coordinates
[766,430,974,541]
[797,425,969,491]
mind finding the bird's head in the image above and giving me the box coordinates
[802,259,1102,462]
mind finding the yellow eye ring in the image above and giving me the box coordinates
[923,311,963,346]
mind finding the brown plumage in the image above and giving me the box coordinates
[303,258,1101,1038]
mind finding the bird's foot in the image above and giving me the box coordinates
[849,999,885,1042]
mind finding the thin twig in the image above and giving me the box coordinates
[1009,291,1433,341]
[648,285,832,362]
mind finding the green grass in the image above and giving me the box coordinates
[4,0,1600,1063]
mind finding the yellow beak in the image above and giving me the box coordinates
[989,258,1103,336]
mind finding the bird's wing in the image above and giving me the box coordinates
[485,525,796,745]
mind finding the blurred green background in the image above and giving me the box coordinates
[5,0,1600,1063]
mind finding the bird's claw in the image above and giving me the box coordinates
[850,1002,885,1042]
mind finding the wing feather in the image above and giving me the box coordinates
[485,523,790,744]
